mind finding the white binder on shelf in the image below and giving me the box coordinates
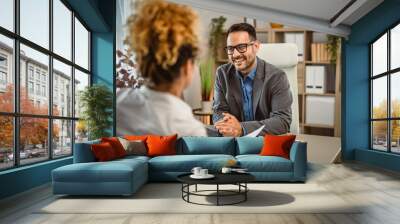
[305,65,326,94]
[295,33,304,61]
[314,66,325,93]
[284,33,304,61]
[305,66,315,93]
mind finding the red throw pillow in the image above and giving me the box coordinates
[91,142,117,161]
[260,134,296,159]
[146,134,178,157]
[101,137,127,158]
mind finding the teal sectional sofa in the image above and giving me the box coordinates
[52,137,307,196]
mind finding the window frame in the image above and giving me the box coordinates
[0,53,8,90]
[370,20,400,154]
[0,0,92,171]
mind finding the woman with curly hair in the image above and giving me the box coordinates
[117,0,207,137]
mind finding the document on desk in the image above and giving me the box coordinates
[244,125,265,137]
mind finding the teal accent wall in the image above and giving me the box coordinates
[91,31,115,136]
[91,0,116,136]
[0,0,116,200]
[66,0,110,32]
[343,0,400,171]
[92,33,114,92]
[0,158,72,199]
[355,148,400,172]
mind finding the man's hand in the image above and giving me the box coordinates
[214,113,243,137]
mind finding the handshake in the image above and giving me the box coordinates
[214,112,243,137]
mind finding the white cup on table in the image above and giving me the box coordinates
[191,167,202,176]
[200,169,208,176]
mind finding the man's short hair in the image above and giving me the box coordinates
[226,23,257,41]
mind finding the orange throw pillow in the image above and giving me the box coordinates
[124,135,148,142]
[146,134,178,157]
[101,137,127,158]
[91,142,117,161]
[260,134,296,159]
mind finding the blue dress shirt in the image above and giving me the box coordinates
[236,65,257,122]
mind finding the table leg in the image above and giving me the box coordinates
[187,184,190,202]
[217,184,219,206]
[181,184,183,199]
[195,184,197,192]
[245,183,247,201]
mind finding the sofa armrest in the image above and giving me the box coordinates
[73,140,100,163]
[289,141,307,181]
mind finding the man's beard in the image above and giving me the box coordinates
[232,55,256,73]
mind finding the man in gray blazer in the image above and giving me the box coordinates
[212,23,292,137]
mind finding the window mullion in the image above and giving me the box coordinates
[48,0,54,160]
[13,0,20,167]
[388,30,391,152]
[71,10,76,155]
[370,45,374,150]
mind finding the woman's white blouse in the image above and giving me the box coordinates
[116,86,207,137]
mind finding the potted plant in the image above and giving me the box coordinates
[326,35,340,64]
[79,84,113,140]
[199,57,214,112]
[197,16,226,112]
[209,16,227,60]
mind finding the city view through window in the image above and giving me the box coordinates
[371,23,400,153]
[0,0,90,170]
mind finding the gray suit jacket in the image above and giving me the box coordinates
[212,57,293,136]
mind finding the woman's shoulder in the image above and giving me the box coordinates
[116,87,147,105]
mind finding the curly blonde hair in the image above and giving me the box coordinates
[126,0,199,85]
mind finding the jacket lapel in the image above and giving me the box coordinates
[229,68,244,120]
[252,58,265,118]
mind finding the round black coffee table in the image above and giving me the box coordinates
[177,173,255,206]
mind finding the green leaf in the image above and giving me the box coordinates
[79,84,113,140]
[199,57,215,101]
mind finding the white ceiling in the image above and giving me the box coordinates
[224,0,352,24]
[171,0,384,37]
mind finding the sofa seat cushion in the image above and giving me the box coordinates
[236,155,293,172]
[149,155,235,172]
[116,155,150,163]
[53,159,147,183]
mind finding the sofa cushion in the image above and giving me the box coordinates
[91,142,118,161]
[235,137,264,155]
[147,134,178,157]
[101,137,127,158]
[53,158,147,183]
[124,135,148,142]
[74,139,101,163]
[236,155,293,172]
[148,154,235,172]
[118,138,147,156]
[260,134,296,159]
[114,155,150,163]
[177,137,235,155]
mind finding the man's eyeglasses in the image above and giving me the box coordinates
[224,42,254,55]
